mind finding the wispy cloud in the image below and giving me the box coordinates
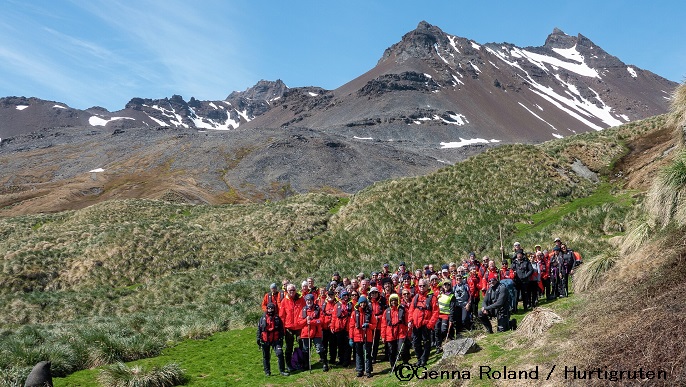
[0,0,255,110]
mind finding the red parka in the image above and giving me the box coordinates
[298,304,323,339]
[348,306,377,343]
[262,291,283,313]
[381,305,408,341]
[279,294,305,331]
[319,298,337,330]
[330,301,353,333]
[407,291,439,329]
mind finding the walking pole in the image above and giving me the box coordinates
[499,225,506,264]
[390,339,404,375]
[363,328,367,374]
[308,336,312,373]
[372,326,378,364]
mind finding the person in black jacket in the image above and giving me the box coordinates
[513,251,534,311]
[257,303,289,376]
[478,277,511,333]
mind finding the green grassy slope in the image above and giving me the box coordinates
[1,114,673,386]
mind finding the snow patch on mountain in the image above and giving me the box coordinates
[627,67,638,78]
[16,105,29,110]
[440,138,500,148]
[89,116,135,126]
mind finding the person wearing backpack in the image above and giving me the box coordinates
[262,283,283,313]
[298,294,328,372]
[349,296,377,378]
[368,287,387,363]
[320,290,338,367]
[257,303,289,376]
[560,244,575,297]
[408,278,438,367]
[513,251,534,311]
[381,293,409,371]
[279,283,305,372]
[331,290,353,367]
[478,277,511,333]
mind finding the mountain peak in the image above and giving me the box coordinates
[380,21,449,63]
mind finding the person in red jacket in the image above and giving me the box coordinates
[278,283,305,372]
[368,287,387,363]
[349,296,377,378]
[408,278,439,367]
[331,290,353,367]
[466,267,481,322]
[320,290,338,367]
[499,261,515,280]
[262,283,283,313]
[257,303,289,376]
[381,294,409,370]
[298,293,328,372]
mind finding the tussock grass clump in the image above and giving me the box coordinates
[573,253,617,293]
[97,362,186,387]
[667,82,686,143]
[646,150,686,228]
[516,307,563,340]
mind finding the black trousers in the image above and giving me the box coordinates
[411,325,432,365]
[261,341,286,374]
[334,330,351,366]
[322,328,337,363]
[284,328,301,368]
[354,341,373,374]
[385,338,409,369]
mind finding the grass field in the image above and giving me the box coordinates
[2,111,683,386]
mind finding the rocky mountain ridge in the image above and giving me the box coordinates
[0,22,678,215]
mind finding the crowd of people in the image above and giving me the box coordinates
[256,237,582,378]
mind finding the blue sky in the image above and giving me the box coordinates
[0,0,683,112]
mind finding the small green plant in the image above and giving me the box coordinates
[97,362,186,387]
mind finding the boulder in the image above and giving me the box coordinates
[24,361,52,387]
[441,338,478,360]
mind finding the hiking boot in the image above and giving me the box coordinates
[357,372,364,377]
[366,373,373,378]
[323,363,329,372]
[280,371,289,376]
[265,371,271,376]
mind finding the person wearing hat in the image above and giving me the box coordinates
[513,251,534,311]
[262,283,283,314]
[348,295,377,378]
[320,290,338,367]
[368,287,387,363]
[381,277,395,300]
[331,290,354,367]
[298,293,328,372]
[279,284,305,372]
[478,277,511,333]
[381,293,408,370]
[435,280,458,352]
[408,278,438,367]
[258,302,289,376]
[511,242,524,260]
[429,274,440,295]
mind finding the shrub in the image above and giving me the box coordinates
[96,362,186,387]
